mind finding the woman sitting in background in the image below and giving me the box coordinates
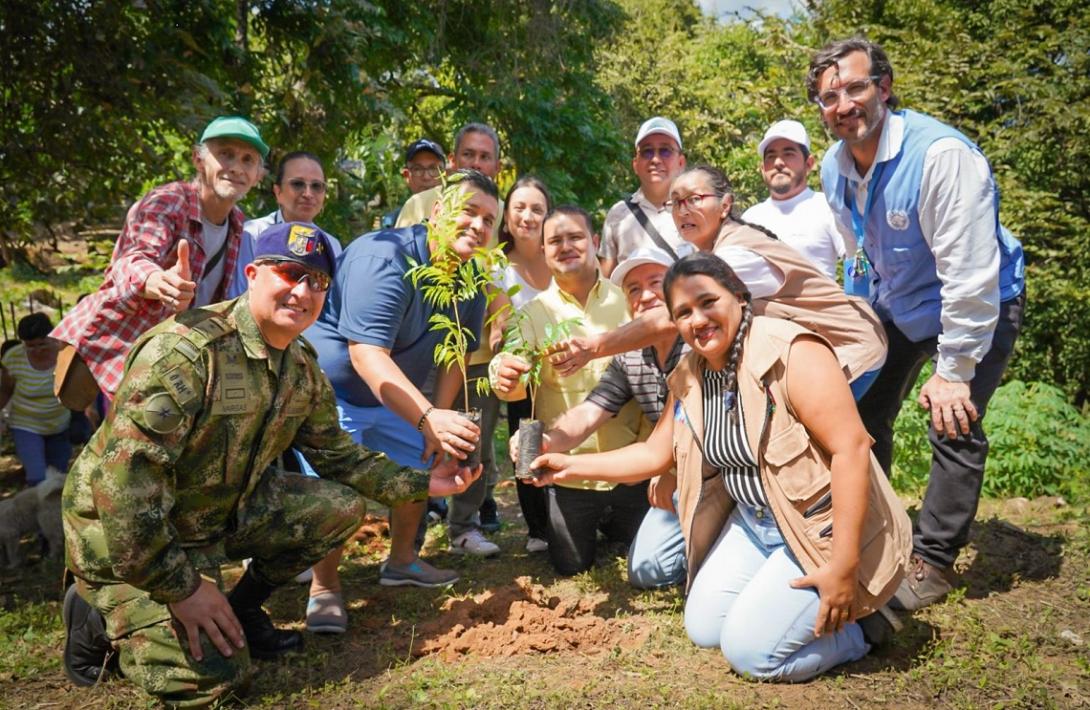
[0,313,72,486]
[531,253,911,682]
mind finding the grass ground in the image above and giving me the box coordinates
[1,425,1088,709]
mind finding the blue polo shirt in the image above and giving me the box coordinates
[305,224,485,408]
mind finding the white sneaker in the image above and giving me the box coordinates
[525,537,549,553]
[450,529,500,557]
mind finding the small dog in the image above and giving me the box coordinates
[0,467,66,568]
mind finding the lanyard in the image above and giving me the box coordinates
[844,162,885,297]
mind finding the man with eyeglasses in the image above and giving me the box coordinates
[228,151,343,299]
[598,116,689,279]
[52,116,268,403]
[809,38,1025,611]
[60,221,479,706]
[381,138,447,229]
[741,120,850,281]
[395,124,502,235]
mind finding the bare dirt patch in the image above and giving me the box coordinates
[345,513,390,556]
[413,575,650,660]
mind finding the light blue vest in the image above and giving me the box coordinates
[821,110,1024,342]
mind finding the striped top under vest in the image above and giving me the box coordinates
[702,367,766,507]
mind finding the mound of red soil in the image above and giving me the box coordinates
[414,576,650,659]
[346,514,390,555]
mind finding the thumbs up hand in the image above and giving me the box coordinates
[142,238,198,313]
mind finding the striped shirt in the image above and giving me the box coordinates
[585,337,685,424]
[702,367,765,507]
[1,344,70,435]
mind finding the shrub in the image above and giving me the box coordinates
[891,369,1090,501]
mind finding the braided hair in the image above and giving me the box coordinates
[674,164,783,243]
[663,252,753,411]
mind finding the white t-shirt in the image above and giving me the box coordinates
[196,216,230,306]
[499,264,551,310]
[741,188,851,281]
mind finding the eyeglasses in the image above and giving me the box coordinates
[407,164,442,178]
[259,260,331,292]
[285,179,327,194]
[815,75,883,110]
[666,193,717,211]
[637,146,679,161]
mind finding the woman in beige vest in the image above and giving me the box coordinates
[670,164,886,396]
[530,253,911,682]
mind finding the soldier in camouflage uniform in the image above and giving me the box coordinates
[60,221,479,707]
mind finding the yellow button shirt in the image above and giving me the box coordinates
[516,277,649,491]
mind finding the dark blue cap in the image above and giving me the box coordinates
[254,222,336,276]
[405,138,445,163]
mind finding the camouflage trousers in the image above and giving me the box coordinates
[77,470,366,708]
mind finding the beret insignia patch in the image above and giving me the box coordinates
[288,224,323,256]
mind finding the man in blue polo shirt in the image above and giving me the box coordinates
[808,38,1025,611]
[300,170,496,631]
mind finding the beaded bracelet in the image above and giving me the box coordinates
[416,406,435,431]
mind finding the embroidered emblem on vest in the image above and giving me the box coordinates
[886,210,910,230]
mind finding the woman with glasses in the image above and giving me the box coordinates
[228,151,342,299]
[546,165,886,400]
[489,176,554,553]
[529,253,911,682]
[668,164,886,398]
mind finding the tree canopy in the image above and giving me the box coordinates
[2,0,1087,401]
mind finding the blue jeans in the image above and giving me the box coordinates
[627,491,686,589]
[850,367,881,400]
[630,374,877,590]
[683,505,869,682]
[11,428,71,485]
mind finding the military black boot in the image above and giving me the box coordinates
[62,584,118,686]
[227,568,304,660]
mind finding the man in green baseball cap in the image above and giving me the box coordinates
[51,115,270,402]
[200,115,271,159]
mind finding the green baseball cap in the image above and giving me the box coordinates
[199,115,270,159]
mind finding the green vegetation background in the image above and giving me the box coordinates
[2,0,1088,498]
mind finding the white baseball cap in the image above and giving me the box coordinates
[634,117,683,151]
[757,119,810,158]
[610,247,676,289]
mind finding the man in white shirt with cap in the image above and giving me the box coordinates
[741,119,851,281]
[599,117,689,278]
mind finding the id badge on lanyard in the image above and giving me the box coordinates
[844,163,885,298]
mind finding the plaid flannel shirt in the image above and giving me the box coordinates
[52,180,244,396]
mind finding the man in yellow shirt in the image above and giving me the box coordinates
[491,206,650,575]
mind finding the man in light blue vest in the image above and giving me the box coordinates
[808,38,1025,611]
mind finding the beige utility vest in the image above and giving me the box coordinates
[668,316,911,616]
[715,221,888,382]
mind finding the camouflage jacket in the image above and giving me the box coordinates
[62,295,429,604]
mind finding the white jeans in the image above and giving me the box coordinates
[684,504,870,681]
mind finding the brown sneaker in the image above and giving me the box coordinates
[890,555,958,611]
